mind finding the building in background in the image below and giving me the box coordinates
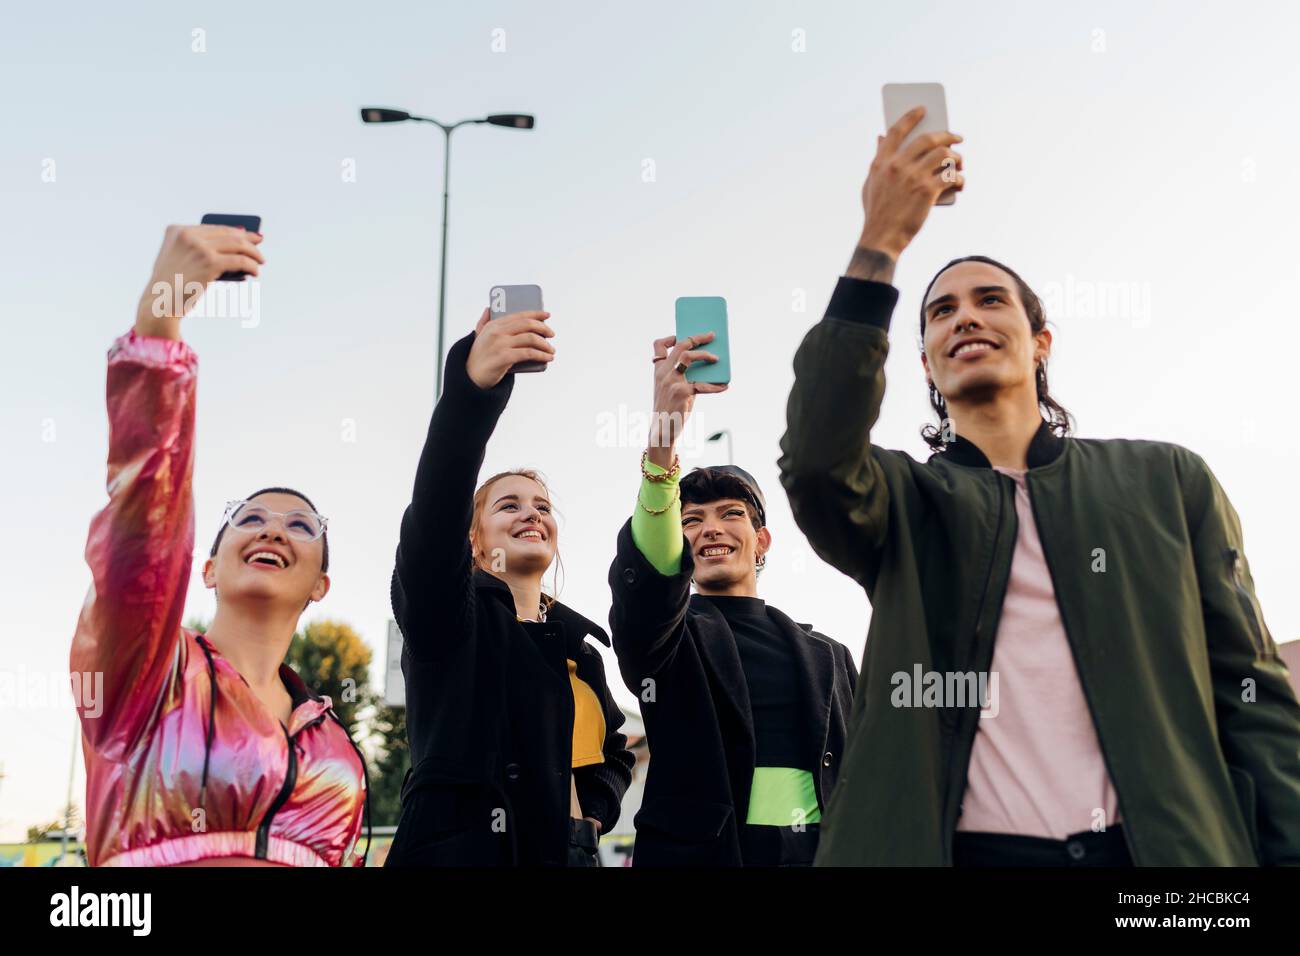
[600,706,647,867]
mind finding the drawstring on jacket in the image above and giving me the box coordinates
[196,635,219,810]
[333,711,374,866]
[193,633,372,866]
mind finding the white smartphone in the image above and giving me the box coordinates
[488,284,546,373]
[882,82,956,206]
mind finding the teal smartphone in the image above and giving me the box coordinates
[674,297,730,385]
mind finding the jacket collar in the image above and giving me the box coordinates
[473,569,611,647]
[278,662,323,708]
[686,595,756,810]
[688,595,837,747]
[935,418,1065,470]
[282,665,334,737]
[764,606,836,753]
[192,632,332,732]
[688,594,753,719]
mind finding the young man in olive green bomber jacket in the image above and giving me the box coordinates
[779,106,1300,866]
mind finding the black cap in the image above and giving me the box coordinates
[679,465,767,527]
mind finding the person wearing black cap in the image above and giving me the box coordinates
[606,332,858,866]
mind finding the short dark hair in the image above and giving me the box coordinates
[209,487,330,573]
[918,254,1074,452]
[680,470,764,531]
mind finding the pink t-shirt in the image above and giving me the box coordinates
[955,466,1120,839]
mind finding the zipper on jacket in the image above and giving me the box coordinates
[939,473,1010,859]
[1023,473,1139,866]
[255,715,326,859]
[1225,547,1267,657]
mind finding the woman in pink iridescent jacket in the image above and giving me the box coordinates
[71,224,369,867]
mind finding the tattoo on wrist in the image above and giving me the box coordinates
[846,245,897,283]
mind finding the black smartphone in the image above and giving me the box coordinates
[200,214,262,280]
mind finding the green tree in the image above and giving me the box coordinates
[286,620,372,733]
[27,801,80,842]
[187,617,372,733]
[363,693,409,827]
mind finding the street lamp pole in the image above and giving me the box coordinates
[436,125,454,400]
[63,727,77,861]
[708,429,734,466]
[360,108,534,398]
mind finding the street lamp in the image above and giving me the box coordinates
[361,107,535,397]
[63,727,77,863]
[708,429,733,465]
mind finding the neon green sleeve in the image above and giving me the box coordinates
[631,458,683,576]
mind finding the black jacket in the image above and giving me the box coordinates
[608,521,858,866]
[386,332,634,867]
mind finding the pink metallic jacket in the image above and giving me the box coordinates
[71,331,368,867]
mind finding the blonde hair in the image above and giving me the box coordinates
[470,469,564,611]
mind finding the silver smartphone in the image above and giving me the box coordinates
[488,284,547,373]
[882,82,956,206]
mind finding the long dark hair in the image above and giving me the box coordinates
[918,255,1074,452]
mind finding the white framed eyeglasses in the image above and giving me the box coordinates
[222,500,328,542]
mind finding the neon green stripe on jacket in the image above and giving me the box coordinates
[746,767,822,827]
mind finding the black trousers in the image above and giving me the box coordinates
[953,825,1133,867]
[739,823,821,866]
[566,818,601,867]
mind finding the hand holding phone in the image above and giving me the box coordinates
[200,214,262,280]
[648,323,729,467]
[134,222,265,337]
[644,297,730,466]
[489,285,548,373]
[674,297,731,385]
[860,88,964,260]
[881,84,960,206]
[467,299,554,390]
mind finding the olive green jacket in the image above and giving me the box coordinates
[778,276,1300,866]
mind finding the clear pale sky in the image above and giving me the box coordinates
[1,0,1296,840]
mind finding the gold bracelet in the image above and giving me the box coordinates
[637,485,680,516]
[641,449,680,482]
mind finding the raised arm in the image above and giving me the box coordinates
[779,107,963,588]
[72,224,265,758]
[609,334,726,681]
[391,309,554,660]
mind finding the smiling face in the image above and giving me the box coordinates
[470,473,558,579]
[920,260,1051,406]
[202,491,329,610]
[682,498,771,595]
